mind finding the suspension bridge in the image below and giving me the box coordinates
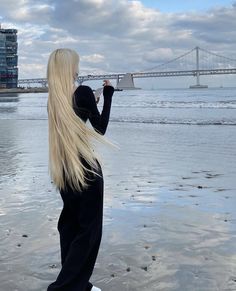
[18,47,236,89]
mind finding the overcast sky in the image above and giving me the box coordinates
[1,0,236,88]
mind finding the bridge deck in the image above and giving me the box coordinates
[18,68,236,85]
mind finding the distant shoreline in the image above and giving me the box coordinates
[0,87,48,94]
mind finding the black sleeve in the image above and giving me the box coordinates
[74,85,114,135]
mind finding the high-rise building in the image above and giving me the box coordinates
[0,26,18,88]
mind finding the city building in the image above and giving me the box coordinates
[0,25,18,88]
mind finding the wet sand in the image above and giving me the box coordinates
[0,120,236,291]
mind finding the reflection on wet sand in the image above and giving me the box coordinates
[0,94,19,114]
[0,110,236,290]
[0,121,20,181]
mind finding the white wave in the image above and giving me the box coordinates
[111,118,236,125]
[113,101,236,109]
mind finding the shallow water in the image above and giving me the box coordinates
[0,89,236,290]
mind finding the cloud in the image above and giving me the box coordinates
[9,4,53,22]
[171,5,236,46]
[143,48,174,63]
[0,0,54,24]
[81,54,105,63]
[0,0,236,83]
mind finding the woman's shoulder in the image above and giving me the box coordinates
[74,85,93,96]
[73,85,94,109]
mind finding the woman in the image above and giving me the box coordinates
[47,48,114,291]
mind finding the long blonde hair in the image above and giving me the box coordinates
[47,48,109,192]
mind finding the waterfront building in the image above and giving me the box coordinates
[0,26,18,88]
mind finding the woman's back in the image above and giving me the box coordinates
[47,48,114,291]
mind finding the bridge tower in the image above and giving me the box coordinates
[116,73,140,90]
[190,47,208,89]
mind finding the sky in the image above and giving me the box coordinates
[1,0,236,88]
[140,0,235,12]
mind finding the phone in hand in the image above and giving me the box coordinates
[94,87,103,104]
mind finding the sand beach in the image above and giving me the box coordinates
[0,89,236,290]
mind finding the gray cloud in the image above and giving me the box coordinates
[1,0,53,24]
[0,0,236,80]
[171,5,236,46]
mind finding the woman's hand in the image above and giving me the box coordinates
[103,79,112,87]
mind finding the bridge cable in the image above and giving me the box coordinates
[140,47,196,72]
[199,47,236,63]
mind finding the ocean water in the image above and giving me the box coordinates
[0,87,236,125]
[0,87,236,291]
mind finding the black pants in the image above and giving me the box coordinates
[47,164,104,291]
